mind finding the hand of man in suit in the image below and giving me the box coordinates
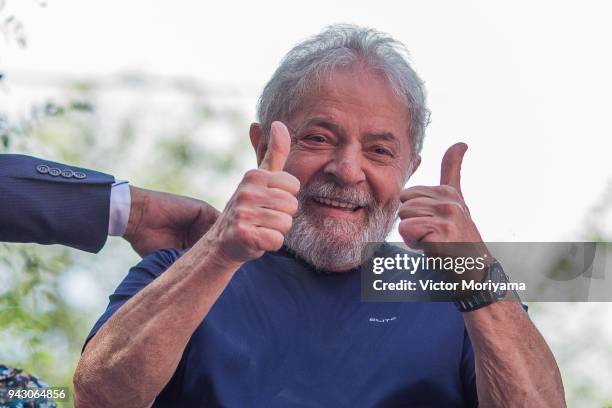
[124,187,220,257]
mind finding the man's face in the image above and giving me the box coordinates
[279,66,416,271]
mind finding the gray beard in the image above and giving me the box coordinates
[284,180,399,272]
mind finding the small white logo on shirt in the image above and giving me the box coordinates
[369,316,397,323]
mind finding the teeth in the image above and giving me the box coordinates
[314,197,358,210]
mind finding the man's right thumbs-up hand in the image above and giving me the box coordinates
[206,121,300,264]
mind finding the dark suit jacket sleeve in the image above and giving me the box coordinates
[0,154,116,253]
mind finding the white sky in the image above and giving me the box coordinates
[3,0,612,241]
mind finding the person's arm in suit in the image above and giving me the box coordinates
[0,154,219,255]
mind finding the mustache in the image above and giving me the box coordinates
[298,180,377,210]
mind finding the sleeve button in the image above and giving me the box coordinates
[36,164,50,174]
[73,171,87,179]
[61,169,74,178]
[48,168,61,177]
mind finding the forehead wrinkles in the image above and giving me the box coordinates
[321,68,405,112]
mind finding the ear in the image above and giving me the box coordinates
[249,123,267,167]
[404,155,421,183]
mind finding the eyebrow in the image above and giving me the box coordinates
[297,117,400,148]
[295,117,343,136]
[362,132,400,148]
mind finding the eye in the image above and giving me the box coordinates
[303,134,328,143]
[372,146,394,157]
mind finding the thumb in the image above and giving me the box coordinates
[440,142,468,195]
[259,121,291,172]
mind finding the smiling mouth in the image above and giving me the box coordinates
[311,196,362,212]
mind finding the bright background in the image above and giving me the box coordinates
[1,0,611,406]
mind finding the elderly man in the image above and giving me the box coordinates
[74,25,565,407]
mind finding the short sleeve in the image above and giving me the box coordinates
[84,248,182,349]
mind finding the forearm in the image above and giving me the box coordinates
[464,300,565,407]
[74,235,241,407]
[75,129,297,407]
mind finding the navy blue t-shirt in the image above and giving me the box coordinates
[86,245,478,407]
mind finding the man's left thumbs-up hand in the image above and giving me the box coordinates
[398,142,485,255]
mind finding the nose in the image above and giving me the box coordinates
[323,145,366,186]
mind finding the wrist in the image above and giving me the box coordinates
[178,239,244,289]
[193,227,244,272]
[453,260,511,312]
[124,186,148,239]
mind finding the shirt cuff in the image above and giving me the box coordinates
[109,180,131,236]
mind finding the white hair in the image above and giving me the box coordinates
[256,23,430,157]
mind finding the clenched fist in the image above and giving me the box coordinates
[207,121,300,264]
